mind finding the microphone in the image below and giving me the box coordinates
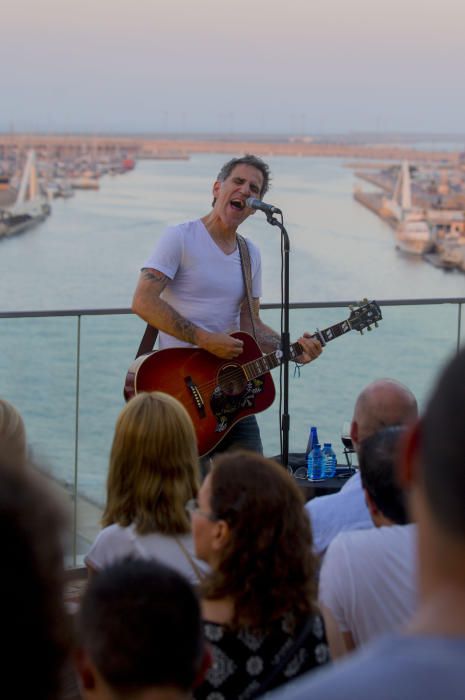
[246,197,282,215]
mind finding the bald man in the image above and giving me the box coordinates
[305,379,418,556]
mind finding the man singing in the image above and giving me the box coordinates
[132,154,322,455]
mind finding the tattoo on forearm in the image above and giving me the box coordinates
[173,315,198,345]
[257,330,281,351]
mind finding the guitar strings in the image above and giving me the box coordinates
[184,311,376,397]
[194,365,254,394]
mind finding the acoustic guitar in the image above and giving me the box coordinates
[124,300,382,457]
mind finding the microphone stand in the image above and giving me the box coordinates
[265,211,290,469]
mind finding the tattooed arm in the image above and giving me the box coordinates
[240,297,281,353]
[132,268,244,359]
[240,297,323,362]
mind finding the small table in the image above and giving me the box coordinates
[272,452,356,502]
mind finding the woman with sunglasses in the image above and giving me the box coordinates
[188,450,330,699]
[86,391,206,585]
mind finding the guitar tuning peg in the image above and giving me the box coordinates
[359,329,364,335]
[375,322,379,328]
[367,326,372,331]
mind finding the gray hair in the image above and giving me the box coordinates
[212,154,271,207]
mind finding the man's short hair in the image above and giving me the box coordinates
[359,426,408,524]
[421,348,465,536]
[76,558,205,693]
[216,154,271,198]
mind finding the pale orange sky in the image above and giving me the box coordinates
[1,0,464,133]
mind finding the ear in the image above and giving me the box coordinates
[211,519,231,552]
[398,419,421,490]
[363,488,378,519]
[212,180,221,202]
[74,648,97,693]
[350,420,358,448]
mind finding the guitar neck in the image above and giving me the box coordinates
[242,318,353,381]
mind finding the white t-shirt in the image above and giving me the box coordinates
[143,219,262,349]
[318,523,417,647]
[85,523,207,586]
[305,471,373,555]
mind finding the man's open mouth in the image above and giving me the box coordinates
[230,199,245,210]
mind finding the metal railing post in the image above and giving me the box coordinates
[458,302,463,355]
[73,315,81,566]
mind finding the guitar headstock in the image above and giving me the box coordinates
[348,299,382,334]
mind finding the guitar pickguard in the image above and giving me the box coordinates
[210,378,264,433]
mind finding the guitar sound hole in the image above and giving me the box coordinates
[218,364,247,397]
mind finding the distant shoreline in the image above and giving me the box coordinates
[0,133,462,163]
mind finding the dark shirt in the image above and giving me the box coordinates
[194,612,330,700]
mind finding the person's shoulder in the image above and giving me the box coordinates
[163,219,199,237]
[90,523,133,548]
[269,634,465,700]
[340,471,362,493]
[267,635,408,700]
[85,523,133,569]
[240,234,261,258]
[328,524,416,568]
[306,486,345,516]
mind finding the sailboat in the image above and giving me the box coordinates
[383,161,435,256]
[0,150,51,237]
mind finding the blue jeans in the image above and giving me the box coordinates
[201,415,263,477]
[212,415,263,456]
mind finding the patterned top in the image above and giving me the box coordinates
[193,613,330,700]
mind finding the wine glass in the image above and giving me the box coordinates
[341,421,354,469]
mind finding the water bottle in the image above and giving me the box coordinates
[305,426,319,457]
[322,442,337,478]
[307,442,324,481]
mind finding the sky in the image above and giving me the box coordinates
[2,0,465,135]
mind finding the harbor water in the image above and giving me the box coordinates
[1,154,464,507]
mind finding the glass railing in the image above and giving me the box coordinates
[1,297,464,564]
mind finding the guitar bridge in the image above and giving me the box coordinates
[185,376,206,418]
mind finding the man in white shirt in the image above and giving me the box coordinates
[306,378,418,555]
[319,426,417,657]
[132,155,322,456]
[269,347,465,700]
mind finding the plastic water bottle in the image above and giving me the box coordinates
[305,426,319,458]
[307,442,324,481]
[322,442,337,478]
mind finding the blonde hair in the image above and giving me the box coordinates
[102,392,199,535]
[0,399,27,467]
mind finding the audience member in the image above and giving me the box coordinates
[75,557,207,700]
[189,450,330,699]
[0,458,70,700]
[269,348,465,700]
[319,426,417,657]
[0,396,27,466]
[306,378,418,555]
[85,391,206,584]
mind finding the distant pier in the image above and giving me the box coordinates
[353,190,397,228]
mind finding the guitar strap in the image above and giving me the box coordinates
[135,322,158,359]
[237,234,258,341]
[174,535,206,585]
